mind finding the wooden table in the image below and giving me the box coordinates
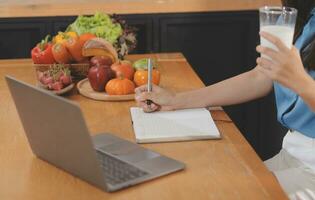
[0,53,287,200]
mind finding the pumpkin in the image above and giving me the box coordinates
[111,60,135,80]
[105,76,135,95]
[133,69,161,87]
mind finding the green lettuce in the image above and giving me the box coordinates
[66,12,122,44]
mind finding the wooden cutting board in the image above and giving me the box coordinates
[77,78,135,101]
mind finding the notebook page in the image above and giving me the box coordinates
[130,107,220,142]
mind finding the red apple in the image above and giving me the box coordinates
[90,56,113,67]
[88,65,114,92]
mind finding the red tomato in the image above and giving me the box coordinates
[111,60,135,80]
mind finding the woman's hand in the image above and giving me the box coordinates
[256,31,311,94]
[135,85,176,113]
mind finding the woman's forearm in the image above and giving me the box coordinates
[172,67,273,109]
[295,74,315,112]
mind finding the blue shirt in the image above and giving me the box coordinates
[274,8,315,138]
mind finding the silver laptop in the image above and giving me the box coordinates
[5,76,185,192]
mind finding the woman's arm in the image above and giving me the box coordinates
[171,67,273,109]
[135,66,273,112]
[257,31,315,112]
[296,75,315,112]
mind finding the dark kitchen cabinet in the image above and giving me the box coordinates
[158,11,258,84]
[0,18,49,58]
[52,17,76,35]
[0,11,287,160]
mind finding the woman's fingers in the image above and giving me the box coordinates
[135,85,148,94]
[256,45,279,62]
[135,91,157,102]
[259,31,289,52]
[138,101,159,113]
[256,57,273,70]
[146,103,159,112]
[135,86,160,113]
[135,85,153,102]
[135,84,168,113]
[135,84,160,94]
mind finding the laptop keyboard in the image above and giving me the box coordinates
[96,150,149,185]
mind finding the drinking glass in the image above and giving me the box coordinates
[259,6,297,55]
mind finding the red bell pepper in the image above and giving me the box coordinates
[31,35,56,64]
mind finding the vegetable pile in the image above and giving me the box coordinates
[31,12,137,65]
[67,12,137,59]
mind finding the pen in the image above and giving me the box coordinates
[146,58,153,106]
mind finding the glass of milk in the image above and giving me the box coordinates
[259,6,297,57]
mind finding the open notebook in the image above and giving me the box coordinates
[130,107,221,143]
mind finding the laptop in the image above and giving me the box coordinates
[5,76,185,192]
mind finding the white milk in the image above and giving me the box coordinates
[260,25,294,51]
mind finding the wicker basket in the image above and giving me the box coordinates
[33,63,90,81]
